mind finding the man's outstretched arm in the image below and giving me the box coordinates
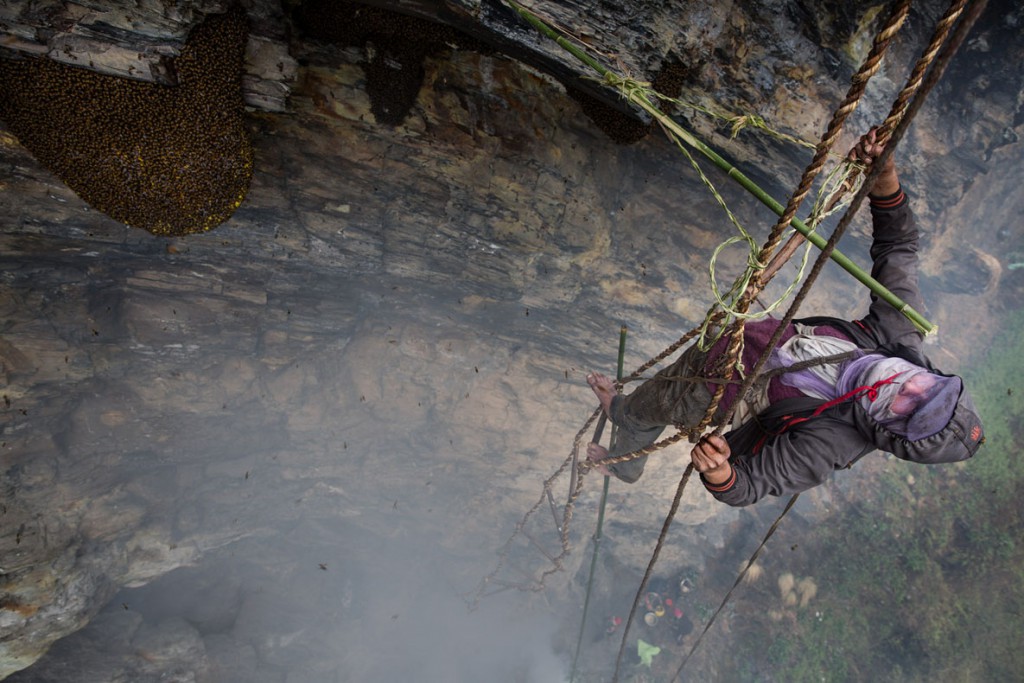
[852,128,926,348]
[692,424,868,507]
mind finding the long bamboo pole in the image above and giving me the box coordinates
[505,0,935,335]
[569,325,628,682]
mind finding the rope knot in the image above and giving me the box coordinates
[860,370,904,402]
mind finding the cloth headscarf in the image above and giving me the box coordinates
[774,335,961,441]
[842,354,962,440]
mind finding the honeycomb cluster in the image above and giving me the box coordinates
[297,0,487,126]
[0,6,252,236]
[567,87,653,144]
[568,57,693,145]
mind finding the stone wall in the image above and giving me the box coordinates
[1,1,1022,679]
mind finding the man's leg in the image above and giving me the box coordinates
[587,345,712,483]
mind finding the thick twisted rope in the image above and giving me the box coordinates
[474,0,982,630]
[475,0,910,610]
[607,1,916,677]
[752,0,913,270]
[717,0,983,438]
[876,0,970,142]
[668,2,990,678]
[705,0,913,438]
[600,0,914,485]
[762,0,969,282]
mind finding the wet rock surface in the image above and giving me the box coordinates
[1,1,1023,680]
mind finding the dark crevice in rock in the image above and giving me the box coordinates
[292,0,691,133]
[295,0,492,126]
[565,55,698,145]
[566,86,653,144]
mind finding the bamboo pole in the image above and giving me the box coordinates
[569,325,628,683]
[504,0,935,335]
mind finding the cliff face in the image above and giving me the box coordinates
[1,1,1022,680]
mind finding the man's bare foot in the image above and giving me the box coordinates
[586,372,617,416]
[586,442,614,477]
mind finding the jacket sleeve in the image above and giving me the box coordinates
[858,189,926,349]
[704,419,872,506]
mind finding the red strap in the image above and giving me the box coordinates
[853,319,871,334]
[752,371,905,453]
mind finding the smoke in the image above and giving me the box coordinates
[10,504,574,683]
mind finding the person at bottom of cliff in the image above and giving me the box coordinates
[584,129,985,506]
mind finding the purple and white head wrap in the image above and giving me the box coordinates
[842,355,962,440]
[778,348,962,441]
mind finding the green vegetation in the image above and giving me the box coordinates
[713,308,1024,681]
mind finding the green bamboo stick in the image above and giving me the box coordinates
[505,1,935,335]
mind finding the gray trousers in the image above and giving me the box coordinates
[605,344,714,483]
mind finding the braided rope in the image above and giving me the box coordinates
[473,0,980,624]
[706,0,912,436]
[877,0,970,142]
[674,0,915,449]
[762,0,969,282]
[752,0,913,288]
[667,3,990,678]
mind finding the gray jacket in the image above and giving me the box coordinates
[706,194,985,506]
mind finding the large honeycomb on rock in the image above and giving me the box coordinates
[0,6,252,236]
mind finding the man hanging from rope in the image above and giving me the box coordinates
[585,129,984,506]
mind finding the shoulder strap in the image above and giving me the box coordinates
[793,316,879,348]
